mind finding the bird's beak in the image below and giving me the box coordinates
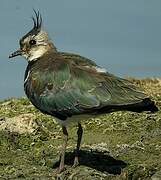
[9,49,22,58]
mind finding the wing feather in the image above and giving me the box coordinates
[25,52,148,119]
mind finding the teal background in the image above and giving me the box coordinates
[1,0,161,99]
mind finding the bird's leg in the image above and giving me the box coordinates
[58,126,68,173]
[73,123,83,167]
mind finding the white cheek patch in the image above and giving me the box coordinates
[28,47,47,61]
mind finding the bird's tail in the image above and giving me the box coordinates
[122,98,158,113]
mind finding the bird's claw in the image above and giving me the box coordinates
[54,166,66,175]
[72,156,79,168]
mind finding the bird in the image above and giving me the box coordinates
[9,10,158,173]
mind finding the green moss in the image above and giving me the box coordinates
[0,78,161,179]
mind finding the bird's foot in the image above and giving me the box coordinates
[54,166,66,175]
[53,160,66,175]
[58,167,65,174]
[72,156,79,168]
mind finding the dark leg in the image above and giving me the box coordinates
[73,123,83,167]
[58,126,68,173]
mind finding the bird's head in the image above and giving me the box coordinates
[9,10,56,61]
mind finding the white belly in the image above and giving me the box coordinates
[55,114,96,127]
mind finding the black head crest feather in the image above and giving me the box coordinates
[20,10,42,43]
[32,9,42,31]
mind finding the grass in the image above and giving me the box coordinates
[0,78,161,179]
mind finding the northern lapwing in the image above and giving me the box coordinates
[9,11,158,173]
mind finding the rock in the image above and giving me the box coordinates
[0,113,37,134]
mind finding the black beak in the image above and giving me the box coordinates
[9,49,22,58]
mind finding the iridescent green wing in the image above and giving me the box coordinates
[27,53,147,119]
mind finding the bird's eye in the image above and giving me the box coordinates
[29,39,36,46]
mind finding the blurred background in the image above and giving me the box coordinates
[0,0,161,100]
